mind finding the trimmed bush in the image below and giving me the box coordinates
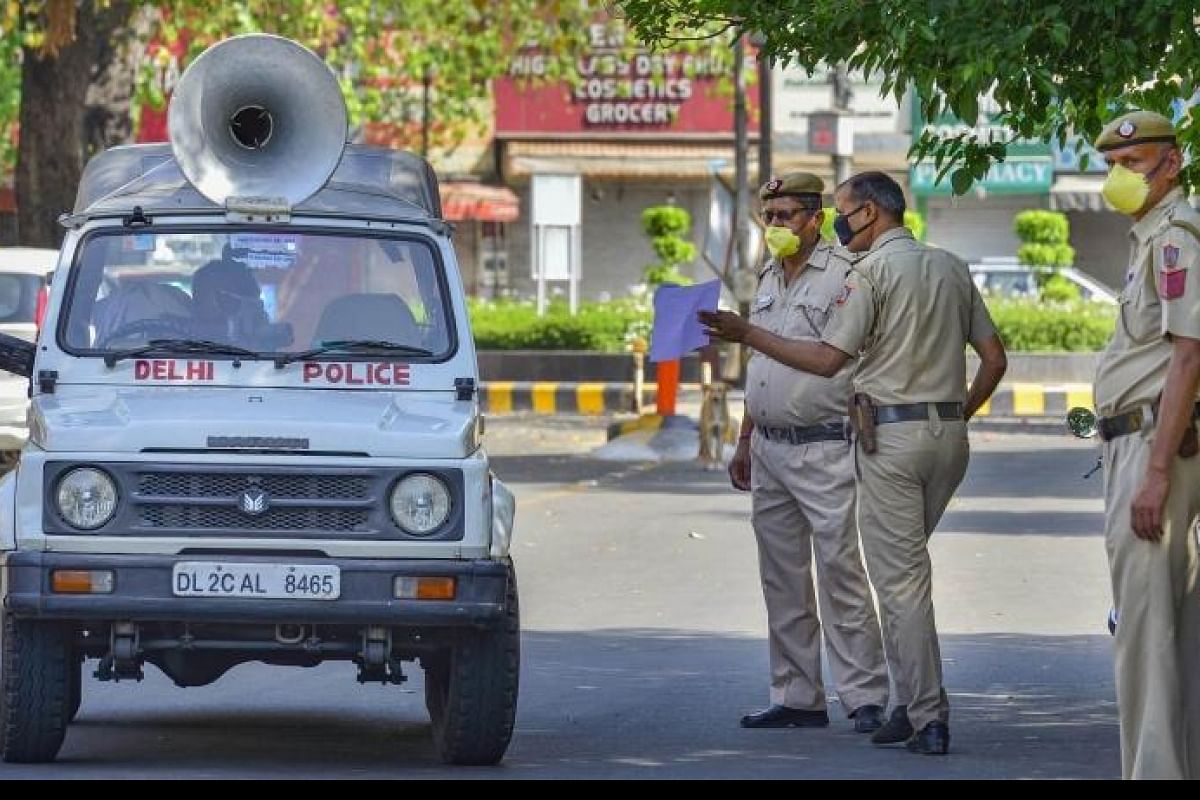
[469,296,1115,353]
[986,298,1115,352]
[468,297,652,352]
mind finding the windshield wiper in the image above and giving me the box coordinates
[103,338,261,368]
[274,339,433,368]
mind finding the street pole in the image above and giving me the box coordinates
[831,62,853,185]
[421,66,432,158]
[733,36,750,300]
[757,45,772,187]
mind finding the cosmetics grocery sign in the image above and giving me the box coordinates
[495,20,757,136]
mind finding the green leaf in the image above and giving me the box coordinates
[950,168,974,195]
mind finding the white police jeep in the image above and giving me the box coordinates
[0,34,518,766]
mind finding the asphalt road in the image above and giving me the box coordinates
[2,419,1118,779]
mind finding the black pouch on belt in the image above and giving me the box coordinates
[848,392,877,454]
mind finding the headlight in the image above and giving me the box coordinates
[389,473,451,535]
[55,468,118,530]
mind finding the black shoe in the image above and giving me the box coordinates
[850,704,885,734]
[740,705,830,728]
[870,705,914,745]
[905,721,950,755]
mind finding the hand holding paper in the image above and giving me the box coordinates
[698,308,750,344]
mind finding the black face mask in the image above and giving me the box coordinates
[833,204,868,246]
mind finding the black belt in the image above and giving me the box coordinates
[1099,403,1200,441]
[874,402,964,425]
[757,421,848,445]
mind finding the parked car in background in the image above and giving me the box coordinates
[968,257,1118,304]
[0,247,57,458]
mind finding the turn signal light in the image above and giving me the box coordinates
[51,570,115,594]
[394,576,456,600]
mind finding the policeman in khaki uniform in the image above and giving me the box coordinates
[725,172,889,733]
[1091,110,1200,780]
[702,171,1007,755]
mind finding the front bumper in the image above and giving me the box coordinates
[3,551,510,628]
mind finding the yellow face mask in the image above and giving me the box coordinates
[764,225,801,259]
[1102,151,1171,215]
[1101,164,1151,215]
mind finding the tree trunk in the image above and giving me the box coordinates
[16,0,134,247]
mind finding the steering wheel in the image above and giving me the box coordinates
[100,315,193,347]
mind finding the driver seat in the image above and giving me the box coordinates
[311,293,420,346]
[93,282,193,345]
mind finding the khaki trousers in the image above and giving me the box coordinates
[750,435,888,712]
[1103,432,1200,779]
[856,416,969,733]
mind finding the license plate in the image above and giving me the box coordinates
[172,562,340,600]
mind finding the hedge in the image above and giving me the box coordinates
[468,296,1117,353]
[468,297,651,352]
[986,298,1116,352]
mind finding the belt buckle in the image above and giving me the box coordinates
[1125,406,1146,437]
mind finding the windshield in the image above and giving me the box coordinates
[61,229,454,359]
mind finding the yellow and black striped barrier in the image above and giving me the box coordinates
[479,382,637,415]
[478,381,1095,418]
[970,383,1093,418]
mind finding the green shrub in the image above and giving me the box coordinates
[985,297,1115,352]
[468,297,652,352]
[1016,242,1075,268]
[1013,210,1076,301]
[903,209,926,241]
[1039,273,1082,303]
[469,296,1116,353]
[641,205,695,287]
[1013,210,1070,246]
[642,206,691,237]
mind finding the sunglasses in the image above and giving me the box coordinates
[761,207,815,223]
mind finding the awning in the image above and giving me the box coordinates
[439,181,520,222]
[502,139,909,185]
[503,140,740,181]
[1051,174,1108,212]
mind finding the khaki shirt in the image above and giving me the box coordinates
[822,227,996,405]
[745,243,856,427]
[1094,188,1200,417]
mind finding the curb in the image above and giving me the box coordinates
[974,383,1092,418]
[479,382,698,416]
[478,381,1094,419]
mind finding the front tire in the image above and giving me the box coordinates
[424,562,520,766]
[0,615,72,763]
[67,652,83,723]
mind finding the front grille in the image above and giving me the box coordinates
[140,505,370,532]
[129,467,382,537]
[138,473,370,500]
[43,462,464,542]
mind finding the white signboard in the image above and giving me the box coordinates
[773,66,902,137]
[531,174,581,226]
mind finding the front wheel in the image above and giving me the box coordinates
[424,562,520,766]
[0,615,72,763]
[67,652,83,723]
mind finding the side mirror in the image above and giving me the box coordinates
[1066,406,1098,439]
[0,332,35,378]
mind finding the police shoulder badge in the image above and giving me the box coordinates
[835,283,853,306]
[1118,120,1136,139]
[1160,244,1186,300]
